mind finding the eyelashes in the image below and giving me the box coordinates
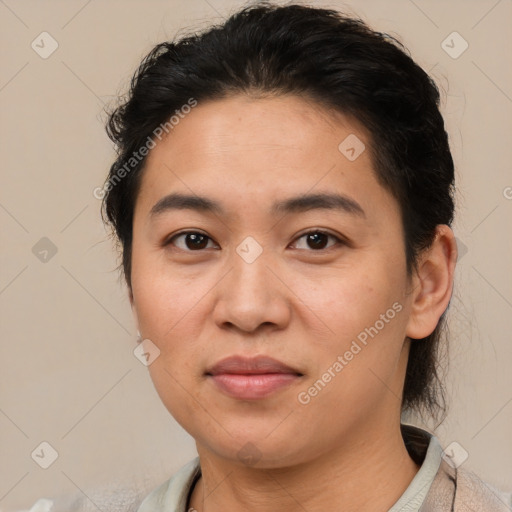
[164,229,346,253]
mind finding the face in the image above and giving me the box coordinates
[130,94,417,468]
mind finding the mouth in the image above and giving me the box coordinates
[205,355,304,400]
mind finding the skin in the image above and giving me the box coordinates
[129,94,457,512]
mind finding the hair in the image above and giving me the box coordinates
[102,2,455,422]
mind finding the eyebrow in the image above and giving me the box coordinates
[148,192,366,220]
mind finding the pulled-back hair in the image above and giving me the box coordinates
[103,2,454,422]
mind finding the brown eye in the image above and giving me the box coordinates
[166,231,216,251]
[292,230,342,251]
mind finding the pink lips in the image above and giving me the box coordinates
[206,355,303,400]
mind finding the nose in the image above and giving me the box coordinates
[212,245,291,334]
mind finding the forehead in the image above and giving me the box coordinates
[146,94,368,162]
[134,94,394,222]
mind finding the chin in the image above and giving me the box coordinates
[194,428,313,469]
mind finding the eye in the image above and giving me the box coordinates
[164,229,345,252]
[165,231,218,251]
[291,230,344,251]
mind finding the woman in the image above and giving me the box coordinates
[24,2,511,511]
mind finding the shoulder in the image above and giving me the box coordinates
[401,424,511,512]
[454,465,512,511]
[20,459,201,512]
[427,456,511,511]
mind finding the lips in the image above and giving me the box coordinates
[207,355,302,376]
[206,355,303,400]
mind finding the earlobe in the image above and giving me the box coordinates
[405,225,457,340]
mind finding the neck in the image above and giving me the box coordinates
[188,421,420,512]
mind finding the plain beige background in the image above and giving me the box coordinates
[1,0,511,509]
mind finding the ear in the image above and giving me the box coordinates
[405,225,457,339]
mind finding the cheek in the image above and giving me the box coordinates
[147,359,211,439]
[131,251,209,347]
[293,265,403,342]
[295,261,410,395]
[132,270,209,423]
